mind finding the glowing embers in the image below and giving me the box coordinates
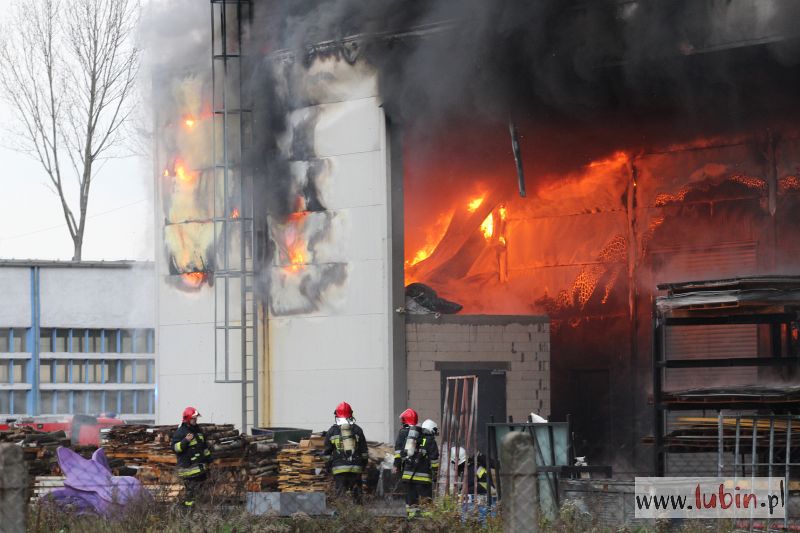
[231,207,240,219]
[780,176,800,192]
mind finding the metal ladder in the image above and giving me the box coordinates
[211,0,258,433]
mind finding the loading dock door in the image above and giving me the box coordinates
[440,368,506,453]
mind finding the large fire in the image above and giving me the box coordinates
[403,127,800,316]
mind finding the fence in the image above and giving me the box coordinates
[0,444,27,533]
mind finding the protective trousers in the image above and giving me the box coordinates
[182,472,207,509]
[333,472,363,504]
[404,481,432,518]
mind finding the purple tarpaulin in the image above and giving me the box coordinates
[45,447,149,515]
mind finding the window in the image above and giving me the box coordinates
[87,361,103,383]
[105,361,120,383]
[10,331,23,353]
[121,391,135,414]
[55,392,70,414]
[0,329,8,352]
[0,392,9,413]
[54,329,69,352]
[135,391,153,414]
[82,329,102,353]
[105,330,119,353]
[73,391,85,413]
[12,360,25,383]
[40,361,52,383]
[121,330,134,353]
[134,330,154,354]
[88,391,103,414]
[12,391,27,414]
[39,328,53,352]
[121,361,134,383]
[54,361,68,383]
[0,364,8,383]
[40,391,54,413]
[135,362,148,384]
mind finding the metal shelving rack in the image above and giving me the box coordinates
[210,0,258,433]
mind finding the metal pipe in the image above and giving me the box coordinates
[508,122,526,198]
[717,410,724,476]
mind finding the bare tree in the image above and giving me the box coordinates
[0,0,141,260]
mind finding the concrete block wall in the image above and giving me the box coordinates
[405,315,550,425]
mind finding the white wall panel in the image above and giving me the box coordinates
[157,373,240,426]
[309,97,382,158]
[0,268,31,327]
[309,151,386,210]
[40,267,154,328]
[269,315,387,372]
[269,367,389,439]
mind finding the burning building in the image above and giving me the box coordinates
[153,0,800,476]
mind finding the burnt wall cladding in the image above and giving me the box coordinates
[405,320,550,424]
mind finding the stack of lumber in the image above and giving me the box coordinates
[244,436,280,492]
[277,434,330,492]
[105,424,283,499]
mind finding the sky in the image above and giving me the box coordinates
[0,5,154,263]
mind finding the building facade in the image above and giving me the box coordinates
[0,261,156,423]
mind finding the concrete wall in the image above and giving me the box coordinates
[266,57,396,441]
[405,315,550,424]
[0,267,31,328]
[39,265,154,328]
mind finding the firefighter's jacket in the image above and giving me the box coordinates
[394,426,439,484]
[461,460,489,494]
[323,423,368,475]
[171,422,212,478]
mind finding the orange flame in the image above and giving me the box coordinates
[181,272,206,288]
[231,208,240,219]
[480,213,494,239]
[184,117,196,128]
[174,161,197,185]
[467,196,484,212]
[405,211,454,269]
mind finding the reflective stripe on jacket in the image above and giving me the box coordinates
[323,423,368,476]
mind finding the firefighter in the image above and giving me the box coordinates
[323,401,368,504]
[451,446,489,495]
[394,408,439,518]
[171,406,212,509]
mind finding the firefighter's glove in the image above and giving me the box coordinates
[185,433,195,442]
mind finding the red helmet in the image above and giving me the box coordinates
[182,406,200,423]
[334,402,353,418]
[399,408,418,426]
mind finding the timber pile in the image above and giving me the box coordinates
[105,424,281,498]
[277,434,330,493]
[243,436,280,492]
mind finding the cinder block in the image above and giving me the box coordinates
[510,341,536,353]
[468,341,496,353]
[492,342,515,353]
[502,331,533,343]
[406,341,419,352]
[434,341,470,352]
[417,342,437,352]
[472,326,505,342]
